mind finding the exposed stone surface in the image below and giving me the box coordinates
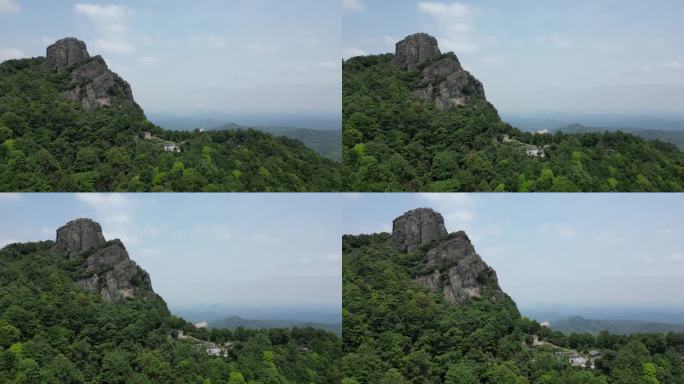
[52,218,154,303]
[53,218,105,258]
[78,239,153,303]
[45,38,136,111]
[392,33,441,70]
[414,231,502,304]
[392,33,487,109]
[45,38,90,71]
[390,208,448,251]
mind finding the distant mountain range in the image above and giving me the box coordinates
[209,316,342,335]
[211,123,341,161]
[550,316,684,335]
[151,118,341,161]
[553,124,684,150]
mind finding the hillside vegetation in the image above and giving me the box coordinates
[0,239,341,383]
[0,56,341,191]
[342,53,684,192]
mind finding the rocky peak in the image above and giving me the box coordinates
[78,239,154,303]
[390,209,508,306]
[45,37,90,71]
[392,33,442,70]
[52,219,154,303]
[391,33,487,110]
[44,38,137,111]
[53,218,106,258]
[390,208,448,251]
[415,230,503,304]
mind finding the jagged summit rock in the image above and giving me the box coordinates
[389,208,507,305]
[391,208,448,251]
[391,33,487,110]
[53,218,106,258]
[78,239,154,303]
[415,230,502,304]
[44,37,137,111]
[45,37,91,71]
[52,218,154,303]
[392,33,442,70]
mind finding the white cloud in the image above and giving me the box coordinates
[0,193,22,201]
[40,36,57,46]
[0,48,23,62]
[75,3,135,54]
[73,193,154,246]
[138,56,160,65]
[666,253,684,261]
[664,61,683,70]
[536,33,572,48]
[419,193,477,226]
[0,0,19,13]
[343,0,365,12]
[189,34,227,49]
[0,238,17,248]
[322,253,341,262]
[482,56,505,65]
[590,42,624,53]
[301,37,319,47]
[246,42,279,54]
[197,225,232,241]
[538,223,576,239]
[343,46,367,59]
[418,1,480,53]
[316,61,338,70]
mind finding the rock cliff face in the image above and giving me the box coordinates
[390,209,505,305]
[52,218,154,303]
[390,208,448,251]
[392,33,487,110]
[45,38,137,111]
[53,218,106,258]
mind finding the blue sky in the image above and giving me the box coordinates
[343,193,684,309]
[0,0,341,115]
[343,0,684,116]
[0,193,341,312]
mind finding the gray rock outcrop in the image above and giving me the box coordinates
[52,218,154,303]
[389,209,506,305]
[44,38,136,111]
[78,239,153,303]
[45,37,90,71]
[392,33,441,70]
[414,231,501,304]
[53,218,106,258]
[390,208,448,251]
[392,33,487,109]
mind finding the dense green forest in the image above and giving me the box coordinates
[206,124,342,162]
[0,57,341,191]
[342,54,684,191]
[0,240,341,383]
[552,124,684,152]
[342,233,684,383]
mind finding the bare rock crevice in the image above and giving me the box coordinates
[390,208,505,305]
[392,33,487,110]
[44,37,137,111]
[52,218,154,303]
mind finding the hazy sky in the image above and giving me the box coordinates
[343,0,684,116]
[0,193,341,311]
[0,0,341,115]
[343,193,684,309]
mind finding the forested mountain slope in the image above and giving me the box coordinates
[342,208,684,383]
[342,33,684,192]
[0,218,341,383]
[0,38,341,192]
